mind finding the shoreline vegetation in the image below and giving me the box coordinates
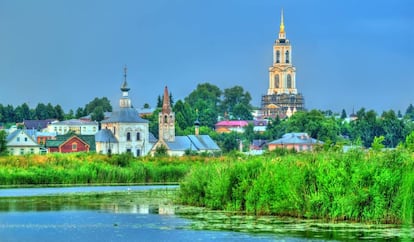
[0,149,413,225]
[179,148,414,225]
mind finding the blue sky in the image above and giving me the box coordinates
[0,0,413,115]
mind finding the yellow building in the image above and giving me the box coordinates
[261,9,305,118]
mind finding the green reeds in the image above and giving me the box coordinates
[179,149,414,224]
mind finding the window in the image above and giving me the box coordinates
[136,132,140,141]
[16,137,20,142]
[72,143,78,151]
[113,127,116,135]
[285,50,290,63]
[126,148,132,153]
[276,50,280,63]
[24,137,28,142]
[274,75,280,88]
[20,149,24,155]
[136,149,141,157]
[10,148,14,154]
[127,132,131,141]
[30,148,34,154]
[164,115,168,123]
[287,74,292,88]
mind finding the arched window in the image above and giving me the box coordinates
[274,75,280,88]
[136,132,140,141]
[276,50,280,63]
[126,132,131,141]
[285,50,290,63]
[287,74,292,88]
[164,115,168,123]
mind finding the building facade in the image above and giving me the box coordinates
[6,130,41,155]
[261,10,305,119]
[95,68,154,156]
[46,119,98,135]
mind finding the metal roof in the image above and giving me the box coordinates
[101,108,148,123]
[95,129,118,143]
[269,132,323,145]
[188,135,220,151]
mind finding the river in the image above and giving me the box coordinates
[0,185,411,241]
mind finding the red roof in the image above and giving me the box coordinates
[215,120,249,127]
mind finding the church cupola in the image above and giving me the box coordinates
[120,66,132,108]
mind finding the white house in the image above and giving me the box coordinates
[46,119,98,135]
[6,129,41,155]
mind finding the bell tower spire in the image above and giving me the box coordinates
[119,65,132,108]
[278,8,286,40]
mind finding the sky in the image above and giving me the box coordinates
[0,0,413,115]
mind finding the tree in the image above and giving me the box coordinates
[75,107,85,119]
[0,130,7,155]
[54,104,65,121]
[185,83,222,128]
[143,103,150,109]
[84,97,112,115]
[220,86,253,120]
[340,109,347,119]
[91,106,105,122]
[405,104,414,120]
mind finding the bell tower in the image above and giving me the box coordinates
[158,86,175,142]
[268,9,297,95]
[261,9,305,119]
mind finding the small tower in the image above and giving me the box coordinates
[120,66,132,108]
[159,86,175,142]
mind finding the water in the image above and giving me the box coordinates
[0,186,411,241]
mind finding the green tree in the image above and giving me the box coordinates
[340,109,347,119]
[54,104,65,121]
[75,107,85,119]
[0,130,7,155]
[220,86,253,120]
[84,97,112,115]
[185,83,221,128]
[91,106,105,122]
[405,104,414,120]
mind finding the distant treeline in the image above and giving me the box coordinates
[0,97,112,124]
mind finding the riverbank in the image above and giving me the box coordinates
[1,149,413,225]
[179,148,414,225]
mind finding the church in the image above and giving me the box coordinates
[150,86,220,156]
[261,10,305,119]
[95,68,154,156]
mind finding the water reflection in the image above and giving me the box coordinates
[0,187,412,241]
[0,189,177,215]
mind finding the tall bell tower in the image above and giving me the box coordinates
[261,9,305,118]
[268,9,297,95]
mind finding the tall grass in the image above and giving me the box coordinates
[0,153,194,185]
[179,149,414,224]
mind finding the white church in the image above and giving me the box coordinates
[95,68,155,156]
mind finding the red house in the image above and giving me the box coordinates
[46,135,95,153]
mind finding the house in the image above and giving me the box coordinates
[268,132,323,152]
[253,119,268,133]
[6,129,41,155]
[95,68,155,157]
[46,119,99,135]
[150,86,220,156]
[215,120,249,133]
[46,134,95,153]
[23,119,56,131]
